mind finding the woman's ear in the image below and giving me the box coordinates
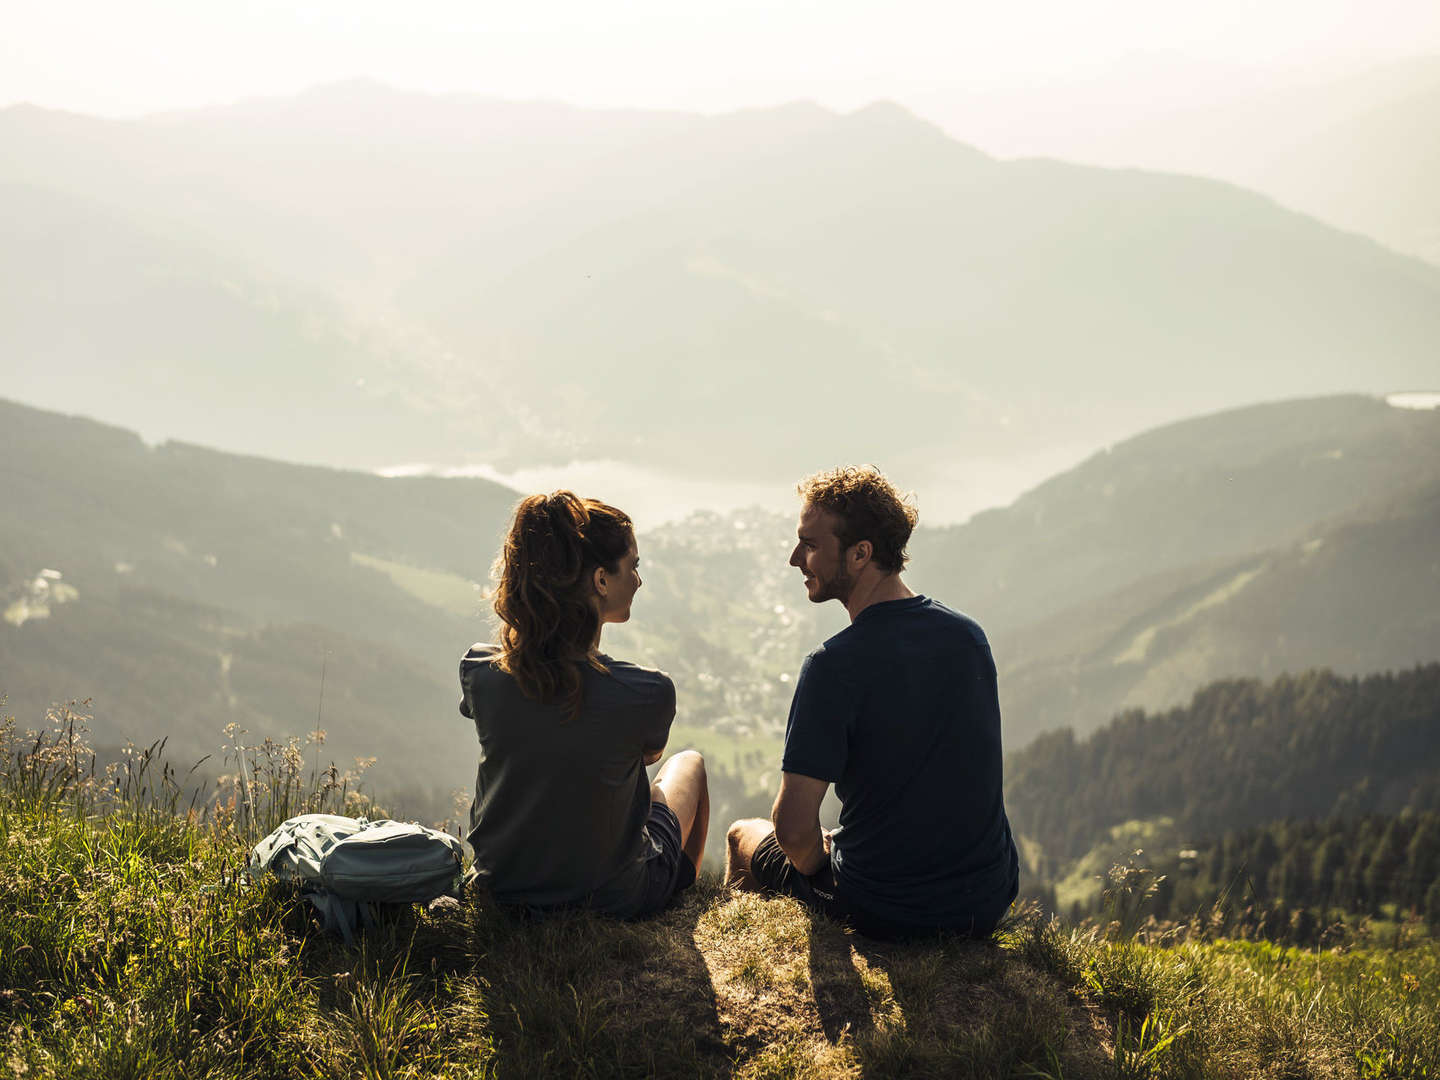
[592,564,608,598]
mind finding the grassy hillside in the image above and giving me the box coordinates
[4,714,1438,1079]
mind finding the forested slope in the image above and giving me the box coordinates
[1007,664,1440,866]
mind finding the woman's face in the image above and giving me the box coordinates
[597,538,642,624]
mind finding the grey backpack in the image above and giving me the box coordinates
[249,813,466,943]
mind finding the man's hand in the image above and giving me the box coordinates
[642,748,664,767]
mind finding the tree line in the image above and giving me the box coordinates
[1007,664,1440,872]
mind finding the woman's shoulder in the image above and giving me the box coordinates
[460,642,503,677]
[594,654,675,708]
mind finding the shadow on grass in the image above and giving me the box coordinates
[299,883,730,1077]
[806,913,877,1046]
[804,914,1114,1079]
[460,883,729,1077]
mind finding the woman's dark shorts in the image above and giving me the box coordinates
[630,801,697,918]
[749,833,1011,941]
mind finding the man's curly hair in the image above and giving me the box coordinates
[797,465,919,573]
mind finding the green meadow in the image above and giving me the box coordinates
[4,708,1437,1079]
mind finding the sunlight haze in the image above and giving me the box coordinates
[6,0,1440,118]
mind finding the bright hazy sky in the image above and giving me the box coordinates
[5,0,1439,117]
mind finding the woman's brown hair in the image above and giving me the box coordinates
[490,491,634,717]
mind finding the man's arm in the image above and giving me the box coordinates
[772,771,830,875]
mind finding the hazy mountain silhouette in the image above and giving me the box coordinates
[4,84,1439,486]
[997,477,1440,745]
[0,183,516,468]
[1255,75,1440,265]
[922,55,1440,265]
[912,396,1440,638]
[906,395,1440,742]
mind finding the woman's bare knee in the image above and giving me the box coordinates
[659,749,705,782]
[654,750,706,832]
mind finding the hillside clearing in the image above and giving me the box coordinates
[4,713,1438,1078]
[6,811,1437,1079]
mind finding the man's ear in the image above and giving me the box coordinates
[592,565,608,597]
[850,540,872,570]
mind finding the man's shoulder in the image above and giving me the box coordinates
[919,598,991,647]
[791,637,865,704]
[837,597,996,679]
[802,634,853,673]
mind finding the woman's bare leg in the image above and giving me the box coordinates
[651,750,709,874]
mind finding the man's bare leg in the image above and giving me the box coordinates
[725,818,774,891]
[651,750,710,874]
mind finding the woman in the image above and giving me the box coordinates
[459,491,708,918]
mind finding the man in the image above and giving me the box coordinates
[725,466,1019,939]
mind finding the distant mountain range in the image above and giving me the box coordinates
[3,82,1439,494]
[910,394,1440,743]
[0,397,517,813]
[4,394,1437,816]
[918,54,1440,266]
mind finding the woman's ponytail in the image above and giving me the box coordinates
[491,491,634,717]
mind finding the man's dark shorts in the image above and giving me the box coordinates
[631,801,697,918]
[750,833,1012,941]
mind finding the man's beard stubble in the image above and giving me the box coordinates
[811,562,854,605]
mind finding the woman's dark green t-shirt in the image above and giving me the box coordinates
[460,644,675,915]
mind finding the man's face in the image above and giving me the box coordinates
[789,503,852,604]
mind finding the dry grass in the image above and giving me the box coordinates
[5,712,1439,1078]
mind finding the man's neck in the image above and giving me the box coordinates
[844,571,915,622]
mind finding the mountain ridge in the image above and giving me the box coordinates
[5,85,1438,491]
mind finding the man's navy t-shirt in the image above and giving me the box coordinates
[782,595,1019,929]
